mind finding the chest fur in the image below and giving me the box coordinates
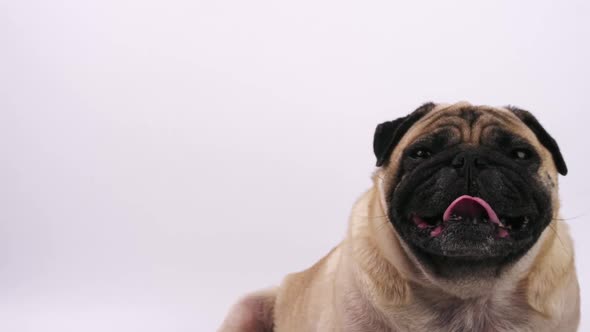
[413,299,534,332]
[341,290,537,332]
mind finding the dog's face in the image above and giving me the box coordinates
[374,102,567,279]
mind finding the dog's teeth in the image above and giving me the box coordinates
[430,226,443,237]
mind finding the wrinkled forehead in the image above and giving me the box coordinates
[407,102,537,146]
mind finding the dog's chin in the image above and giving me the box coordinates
[407,243,529,280]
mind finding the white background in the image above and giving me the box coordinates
[2,0,589,331]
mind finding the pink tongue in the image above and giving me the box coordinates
[443,195,501,225]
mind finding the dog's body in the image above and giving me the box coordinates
[219,102,580,332]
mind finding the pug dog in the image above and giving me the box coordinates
[219,102,579,332]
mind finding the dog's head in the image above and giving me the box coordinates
[374,102,566,281]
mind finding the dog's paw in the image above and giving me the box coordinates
[218,288,276,332]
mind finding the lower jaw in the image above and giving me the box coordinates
[410,246,511,278]
[407,240,534,279]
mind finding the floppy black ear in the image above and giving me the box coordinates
[374,102,435,167]
[507,106,568,175]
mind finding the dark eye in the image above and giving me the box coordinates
[511,148,531,160]
[410,148,432,159]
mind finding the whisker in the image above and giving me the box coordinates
[552,213,587,222]
[374,219,392,232]
[547,223,569,254]
[353,214,388,219]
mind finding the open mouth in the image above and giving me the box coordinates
[412,195,530,239]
